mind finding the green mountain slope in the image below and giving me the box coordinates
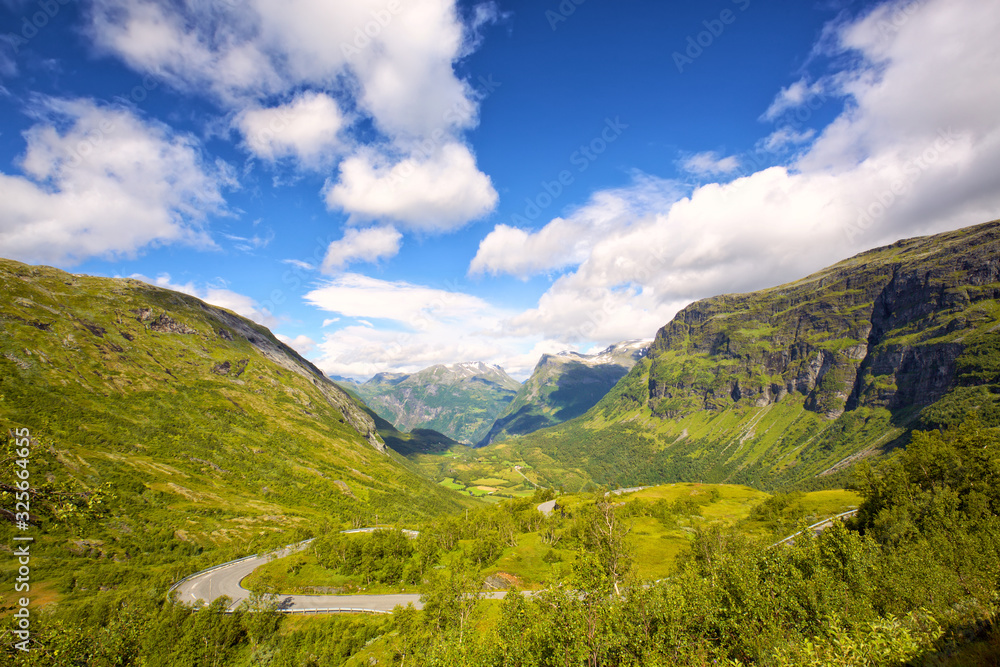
[478,340,649,446]
[0,258,472,598]
[488,220,1000,491]
[352,362,520,444]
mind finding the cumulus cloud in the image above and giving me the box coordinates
[473,0,1000,346]
[0,99,225,266]
[88,0,499,230]
[321,226,402,272]
[237,92,347,167]
[324,143,497,231]
[469,175,683,279]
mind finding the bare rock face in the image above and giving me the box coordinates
[149,314,197,334]
[645,220,1000,422]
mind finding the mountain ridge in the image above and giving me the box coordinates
[477,339,650,446]
[0,257,471,552]
[351,361,521,444]
[484,220,1000,491]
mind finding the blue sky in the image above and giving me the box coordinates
[2,0,999,379]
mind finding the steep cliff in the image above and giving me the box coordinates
[644,221,1000,421]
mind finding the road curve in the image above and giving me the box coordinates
[172,528,454,614]
[537,499,557,516]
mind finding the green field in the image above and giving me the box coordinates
[244,485,862,594]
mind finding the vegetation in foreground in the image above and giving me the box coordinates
[2,416,996,665]
[245,484,858,597]
[386,417,1000,666]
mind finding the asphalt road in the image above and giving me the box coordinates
[172,528,479,613]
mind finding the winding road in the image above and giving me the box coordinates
[172,509,859,614]
[171,528,489,614]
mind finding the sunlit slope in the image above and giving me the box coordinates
[0,258,470,550]
[491,220,1000,490]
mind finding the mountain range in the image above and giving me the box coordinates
[477,340,649,446]
[349,362,521,444]
[3,220,998,522]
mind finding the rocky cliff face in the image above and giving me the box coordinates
[647,221,1000,422]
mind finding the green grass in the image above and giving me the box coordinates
[244,484,863,596]
[0,258,474,612]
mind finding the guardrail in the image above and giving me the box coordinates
[770,509,859,548]
[166,538,315,599]
[279,607,393,615]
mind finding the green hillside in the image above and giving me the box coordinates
[0,258,474,612]
[478,340,648,446]
[353,362,520,444]
[486,220,1000,490]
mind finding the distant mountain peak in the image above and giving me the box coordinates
[478,338,653,446]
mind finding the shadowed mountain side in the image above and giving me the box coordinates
[478,341,649,447]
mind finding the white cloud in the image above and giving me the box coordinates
[89,0,499,231]
[322,226,402,272]
[304,273,494,325]
[302,273,565,380]
[282,259,315,271]
[0,99,225,266]
[761,78,826,122]
[237,92,346,167]
[474,0,1000,347]
[132,273,280,329]
[469,175,683,279]
[275,333,317,356]
[760,127,816,153]
[223,230,274,252]
[324,143,497,231]
[681,151,741,176]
